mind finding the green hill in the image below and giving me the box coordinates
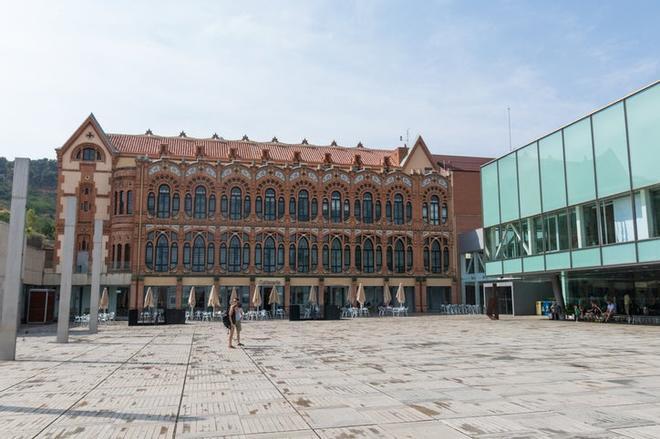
[0,157,58,239]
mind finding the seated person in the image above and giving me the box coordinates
[603,300,617,322]
[585,300,602,320]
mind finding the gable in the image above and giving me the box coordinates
[401,136,435,173]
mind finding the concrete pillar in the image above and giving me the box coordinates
[550,273,566,312]
[57,197,77,343]
[0,158,29,361]
[88,219,103,333]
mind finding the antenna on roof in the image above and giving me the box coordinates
[507,107,512,152]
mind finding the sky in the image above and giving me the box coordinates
[0,0,658,160]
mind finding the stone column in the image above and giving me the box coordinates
[57,196,77,343]
[0,158,29,361]
[88,219,103,333]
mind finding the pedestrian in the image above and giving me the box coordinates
[228,297,244,349]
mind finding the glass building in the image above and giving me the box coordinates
[481,81,660,316]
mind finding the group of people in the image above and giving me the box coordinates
[573,296,621,323]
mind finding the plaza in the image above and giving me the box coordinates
[2,316,660,438]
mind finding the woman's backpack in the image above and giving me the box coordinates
[222,312,231,329]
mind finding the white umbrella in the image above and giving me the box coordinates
[207,285,220,310]
[188,286,196,310]
[383,284,392,307]
[396,283,405,306]
[307,286,317,305]
[144,287,154,309]
[268,287,280,305]
[252,285,262,309]
[230,286,238,303]
[99,287,109,312]
[348,284,357,306]
[356,283,366,307]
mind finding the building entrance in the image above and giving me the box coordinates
[325,286,348,307]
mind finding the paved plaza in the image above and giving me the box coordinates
[2,316,660,438]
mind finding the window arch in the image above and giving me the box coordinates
[405,201,412,224]
[192,236,205,271]
[264,189,276,220]
[155,235,169,272]
[343,199,350,221]
[157,185,170,218]
[322,198,329,220]
[298,190,309,221]
[355,245,362,271]
[375,200,382,222]
[255,243,262,269]
[277,197,285,220]
[441,202,448,224]
[145,242,153,269]
[277,243,284,270]
[311,197,318,219]
[207,243,215,269]
[220,195,228,218]
[443,246,450,272]
[394,239,405,272]
[331,192,341,223]
[431,240,441,272]
[147,192,155,216]
[429,196,440,225]
[170,242,178,270]
[229,236,241,272]
[386,200,392,222]
[208,195,216,216]
[354,199,361,222]
[263,237,276,272]
[184,193,192,216]
[230,187,242,220]
[172,193,180,216]
[362,192,373,223]
[194,186,206,219]
[76,146,101,161]
[363,238,374,273]
[242,243,250,270]
[289,196,296,219]
[243,195,251,219]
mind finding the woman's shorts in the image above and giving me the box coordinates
[234,321,242,332]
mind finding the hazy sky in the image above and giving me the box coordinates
[0,0,657,160]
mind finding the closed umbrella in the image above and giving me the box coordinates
[207,285,220,311]
[144,287,154,308]
[356,283,366,308]
[348,284,357,306]
[269,287,280,305]
[396,283,405,306]
[383,284,392,307]
[99,287,109,312]
[230,287,238,303]
[188,286,196,311]
[252,285,262,310]
[307,286,317,305]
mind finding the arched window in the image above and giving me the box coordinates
[289,197,296,219]
[298,190,309,221]
[208,195,216,216]
[422,203,428,222]
[424,245,430,272]
[155,235,169,272]
[322,198,329,220]
[443,246,450,272]
[192,236,205,272]
[430,196,440,225]
[343,199,350,221]
[393,194,404,225]
[376,245,382,271]
[354,199,361,222]
[242,243,250,270]
[229,236,241,272]
[394,239,405,272]
[331,192,341,223]
[289,244,296,271]
[172,193,180,216]
[363,193,373,223]
[207,243,215,269]
[277,243,284,270]
[386,245,393,271]
[343,245,350,270]
[263,237,276,272]
[126,191,133,214]
[170,242,178,270]
[331,238,342,273]
[264,189,276,220]
[431,240,441,273]
[297,237,309,273]
[311,198,318,219]
[243,195,251,218]
[194,187,206,219]
[311,244,318,270]
[220,195,228,218]
[255,196,262,218]
[220,243,227,270]
[79,147,101,161]
[230,187,242,220]
[277,197,285,220]
[184,193,192,216]
[145,242,153,269]
[183,243,191,270]
[355,245,362,271]
[441,202,448,224]
[124,243,131,265]
[322,244,329,271]
[406,245,413,271]
[375,200,382,222]
[405,202,412,223]
[255,243,262,269]
[147,192,155,216]
[386,201,392,222]
[363,239,374,273]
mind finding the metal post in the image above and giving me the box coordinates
[89,219,103,333]
[57,197,77,343]
[0,158,29,360]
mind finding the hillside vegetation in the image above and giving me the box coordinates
[0,157,58,239]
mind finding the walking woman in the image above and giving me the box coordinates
[228,298,244,349]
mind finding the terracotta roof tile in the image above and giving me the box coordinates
[107,134,400,167]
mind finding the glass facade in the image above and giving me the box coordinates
[482,81,660,275]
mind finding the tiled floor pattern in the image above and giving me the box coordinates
[1,316,660,438]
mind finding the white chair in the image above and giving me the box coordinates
[360,307,369,317]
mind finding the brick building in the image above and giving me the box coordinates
[53,115,484,317]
